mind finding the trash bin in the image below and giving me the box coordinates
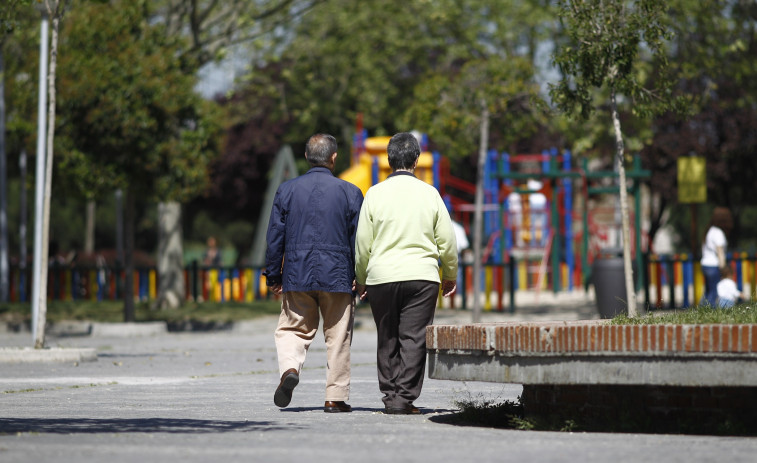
[592,248,631,319]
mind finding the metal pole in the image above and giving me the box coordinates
[115,189,124,265]
[31,13,49,345]
[19,149,27,283]
[0,51,8,302]
[472,101,489,323]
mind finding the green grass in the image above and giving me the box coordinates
[612,302,757,325]
[0,299,282,325]
[450,396,533,430]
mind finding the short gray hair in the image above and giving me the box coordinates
[305,134,337,167]
[387,132,420,170]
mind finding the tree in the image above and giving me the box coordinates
[246,0,556,152]
[0,0,33,303]
[550,0,687,317]
[150,0,324,68]
[56,0,220,319]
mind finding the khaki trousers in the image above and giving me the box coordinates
[274,291,354,401]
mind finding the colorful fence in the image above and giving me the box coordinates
[7,261,272,304]
[645,252,757,310]
[8,254,756,311]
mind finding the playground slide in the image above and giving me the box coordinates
[339,158,373,195]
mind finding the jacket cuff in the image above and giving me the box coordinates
[263,271,282,286]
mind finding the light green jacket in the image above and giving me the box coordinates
[355,172,458,286]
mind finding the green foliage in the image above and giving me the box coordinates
[550,0,687,120]
[0,0,33,38]
[402,57,546,157]
[240,0,556,158]
[55,0,221,203]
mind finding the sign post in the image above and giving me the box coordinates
[678,156,706,263]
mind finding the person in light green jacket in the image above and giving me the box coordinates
[355,132,458,415]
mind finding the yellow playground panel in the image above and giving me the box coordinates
[340,136,435,194]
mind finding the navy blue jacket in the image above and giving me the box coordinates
[264,167,364,294]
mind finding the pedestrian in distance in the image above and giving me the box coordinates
[264,133,364,413]
[354,132,458,415]
[716,266,746,308]
[701,207,733,307]
[202,236,222,267]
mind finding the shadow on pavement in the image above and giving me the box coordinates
[0,417,303,434]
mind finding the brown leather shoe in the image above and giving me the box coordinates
[324,401,352,413]
[385,404,421,415]
[274,369,299,408]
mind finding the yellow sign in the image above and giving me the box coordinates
[678,157,706,203]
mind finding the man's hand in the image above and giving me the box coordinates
[270,283,283,295]
[355,283,368,301]
[441,279,456,297]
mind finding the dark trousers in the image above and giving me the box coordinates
[702,265,720,307]
[367,280,439,409]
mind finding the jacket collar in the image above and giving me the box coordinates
[387,171,417,179]
[307,166,335,176]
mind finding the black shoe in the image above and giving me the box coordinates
[385,404,421,415]
[274,369,299,408]
[324,401,352,413]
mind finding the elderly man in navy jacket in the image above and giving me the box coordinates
[265,133,363,413]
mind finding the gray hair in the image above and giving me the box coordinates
[387,132,420,170]
[305,134,337,167]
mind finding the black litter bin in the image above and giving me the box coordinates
[592,248,630,319]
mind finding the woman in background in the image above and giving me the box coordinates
[701,207,733,306]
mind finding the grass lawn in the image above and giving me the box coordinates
[0,299,283,325]
[612,302,757,325]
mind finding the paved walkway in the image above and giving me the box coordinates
[2,299,757,462]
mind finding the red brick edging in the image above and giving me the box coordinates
[427,322,757,355]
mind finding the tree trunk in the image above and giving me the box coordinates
[472,100,490,323]
[610,87,637,317]
[156,201,185,309]
[84,199,95,254]
[0,50,8,303]
[123,188,135,322]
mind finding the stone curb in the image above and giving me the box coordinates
[0,347,97,363]
[90,321,168,337]
[2,321,169,337]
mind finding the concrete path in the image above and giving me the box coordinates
[2,303,757,462]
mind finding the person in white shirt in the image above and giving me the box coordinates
[717,266,745,308]
[700,207,733,306]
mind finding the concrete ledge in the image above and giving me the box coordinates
[90,321,168,337]
[47,321,93,336]
[0,347,97,363]
[427,322,757,386]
